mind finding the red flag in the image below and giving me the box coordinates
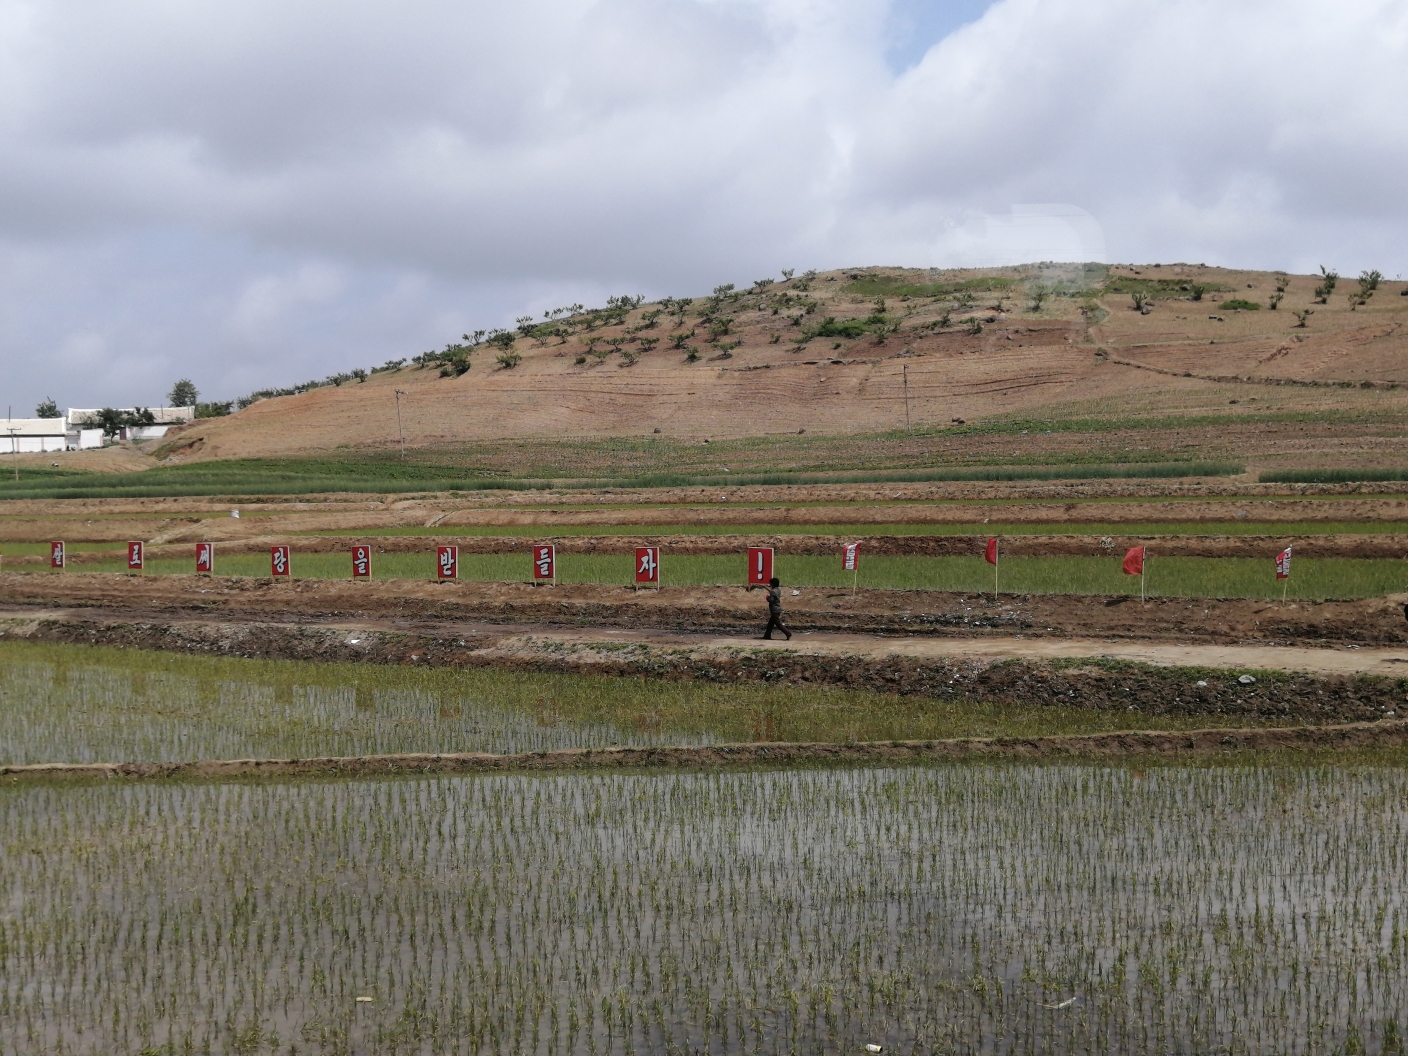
[984,537,998,565]
[1122,546,1145,575]
[1275,546,1292,580]
[842,542,860,572]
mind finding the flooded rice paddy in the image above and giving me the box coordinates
[2,764,1406,1055]
[0,642,1253,766]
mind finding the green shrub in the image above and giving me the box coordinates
[1220,299,1261,311]
[495,351,522,369]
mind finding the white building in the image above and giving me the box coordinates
[0,418,70,453]
[65,406,194,442]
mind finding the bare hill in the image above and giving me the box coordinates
[151,263,1408,466]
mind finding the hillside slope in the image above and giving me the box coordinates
[153,263,1408,467]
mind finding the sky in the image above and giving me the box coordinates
[1,0,1405,413]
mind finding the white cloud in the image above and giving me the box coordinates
[0,0,1404,409]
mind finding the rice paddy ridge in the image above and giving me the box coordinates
[4,719,1408,785]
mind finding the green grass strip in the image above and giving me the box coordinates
[59,552,1408,600]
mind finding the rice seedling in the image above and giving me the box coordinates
[1,763,1405,1054]
[0,642,1264,766]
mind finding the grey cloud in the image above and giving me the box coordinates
[0,0,1404,411]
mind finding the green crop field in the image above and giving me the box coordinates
[0,458,1242,500]
[0,642,1265,766]
[59,552,1408,599]
[300,519,1408,539]
[2,763,1405,1054]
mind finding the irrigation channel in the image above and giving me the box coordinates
[2,646,1407,1055]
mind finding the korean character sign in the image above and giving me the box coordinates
[1275,545,1292,600]
[195,543,214,574]
[351,545,372,579]
[842,542,859,594]
[533,544,556,582]
[270,545,291,578]
[635,546,660,588]
[127,541,144,572]
[746,546,773,587]
[436,545,458,581]
[50,540,65,569]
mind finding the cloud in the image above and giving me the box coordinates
[0,0,1404,410]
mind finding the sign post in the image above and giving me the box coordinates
[352,545,372,580]
[842,542,860,595]
[50,540,65,570]
[533,544,556,584]
[436,545,458,581]
[1275,545,1292,601]
[127,541,144,574]
[985,536,999,599]
[195,542,214,574]
[746,546,774,588]
[271,545,291,578]
[635,546,660,589]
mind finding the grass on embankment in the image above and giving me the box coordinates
[0,641,1293,766]
[56,552,1408,599]
[0,458,1242,500]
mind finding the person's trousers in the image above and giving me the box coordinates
[763,614,791,639]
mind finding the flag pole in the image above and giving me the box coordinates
[1141,550,1147,603]
[994,540,999,601]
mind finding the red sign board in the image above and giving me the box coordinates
[271,545,291,578]
[436,545,458,580]
[352,545,372,579]
[195,542,214,574]
[1275,546,1292,580]
[635,546,660,584]
[50,541,65,569]
[127,541,144,571]
[842,542,860,572]
[533,544,556,581]
[746,546,774,586]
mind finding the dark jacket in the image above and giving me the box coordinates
[766,586,783,614]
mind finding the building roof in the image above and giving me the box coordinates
[0,417,69,436]
[66,406,194,426]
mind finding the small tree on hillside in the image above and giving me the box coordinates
[168,379,198,406]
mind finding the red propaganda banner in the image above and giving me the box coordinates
[195,543,214,574]
[635,546,660,584]
[436,545,458,580]
[50,540,65,569]
[270,545,291,578]
[533,544,556,581]
[127,541,144,571]
[985,537,998,565]
[746,547,774,586]
[1123,546,1146,576]
[1275,546,1292,580]
[842,542,860,572]
[352,545,372,579]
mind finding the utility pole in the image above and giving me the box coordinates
[902,364,911,433]
[6,427,18,482]
[394,390,407,459]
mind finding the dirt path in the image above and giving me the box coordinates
[6,603,1407,675]
[486,624,1408,677]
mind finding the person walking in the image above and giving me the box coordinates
[762,576,792,640]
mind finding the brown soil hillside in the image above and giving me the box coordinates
[146,263,1408,464]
